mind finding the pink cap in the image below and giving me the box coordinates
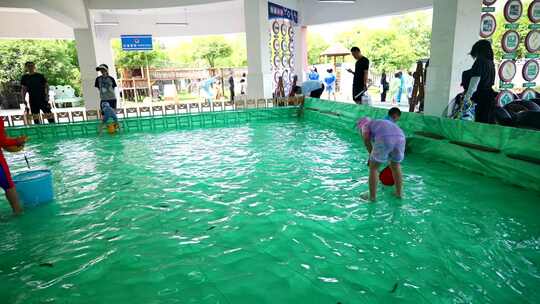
[356,117,371,130]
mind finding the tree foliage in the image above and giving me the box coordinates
[307,32,329,65]
[191,36,233,68]
[327,11,432,73]
[0,39,81,94]
[167,35,246,68]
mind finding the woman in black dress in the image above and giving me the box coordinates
[461,40,497,123]
[380,72,389,102]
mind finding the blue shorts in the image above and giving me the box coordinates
[0,157,14,191]
[370,136,406,164]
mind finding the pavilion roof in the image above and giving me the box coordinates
[321,44,350,57]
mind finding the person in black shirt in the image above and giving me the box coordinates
[228,72,235,102]
[380,71,389,102]
[461,40,497,123]
[20,62,55,124]
[347,46,370,104]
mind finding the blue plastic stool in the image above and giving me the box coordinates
[13,170,54,207]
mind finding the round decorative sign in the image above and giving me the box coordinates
[288,57,295,69]
[523,59,540,81]
[288,26,294,38]
[504,0,523,23]
[281,55,288,67]
[282,70,289,83]
[288,40,295,52]
[528,0,540,23]
[272,21,280,35]
[273,39,280,51]
[281,40,288,51]
[502,30,520,53]
[480,13,497,38]
[525,30,540,52]
[273,56,281,68]
[289,72,296,83]
[274,71,281,83]
[521,88,538,100]
[497,90,515,106]
[499,60,517,82]
[483,0,497,6]
[281,24,288,36]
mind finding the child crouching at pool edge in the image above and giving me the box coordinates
[99,102,120,136]
[357,107,405,201]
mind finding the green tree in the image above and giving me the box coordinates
[167,35,247,68]
[112,39,170,69]
[332,11,432,73]
[390,11,432,60]
[307,32,329,65]
[363,29,418,73]
[191,36,233,68]
[0,39,81,95]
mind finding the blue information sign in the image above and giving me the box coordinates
[121,35,153,51]
[268,2,298,24]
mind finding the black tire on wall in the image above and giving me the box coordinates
[516,111,540,130]
[494,107,515,127]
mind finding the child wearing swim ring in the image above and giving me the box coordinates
[0,119,27,214]
[99,102,119,135]
[357,107,405,201]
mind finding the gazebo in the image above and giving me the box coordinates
[320,44,350,67]
[319,44,350,94]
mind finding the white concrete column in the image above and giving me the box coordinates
[74,28,100,110]
[94,35,117,80]
[244,0,273,99]
[424,0,482,116]
[295,25,308,82]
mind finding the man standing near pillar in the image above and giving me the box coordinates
[20,62,55,124]
[347,47,370,105]
[95,64,118,110]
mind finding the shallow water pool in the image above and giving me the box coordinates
[1,120,539,303]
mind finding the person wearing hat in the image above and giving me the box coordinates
[357,107,405,201]
[94,64,118,110]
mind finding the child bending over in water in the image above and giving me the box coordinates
[0,119,27,214]
[357,107,405,201]
[98,102,119,135]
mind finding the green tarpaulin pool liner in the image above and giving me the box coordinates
[303,98,540,192]
[6,101,539,192]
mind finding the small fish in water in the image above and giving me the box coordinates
[351,179,358,182]
[175,230,179,234]
[158,204,169,208]
[39,262,54,268]
[390,282,399,293]
[207,226,216,231]
[106,235,120,241]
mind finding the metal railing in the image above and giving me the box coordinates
[2,97,304,127]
